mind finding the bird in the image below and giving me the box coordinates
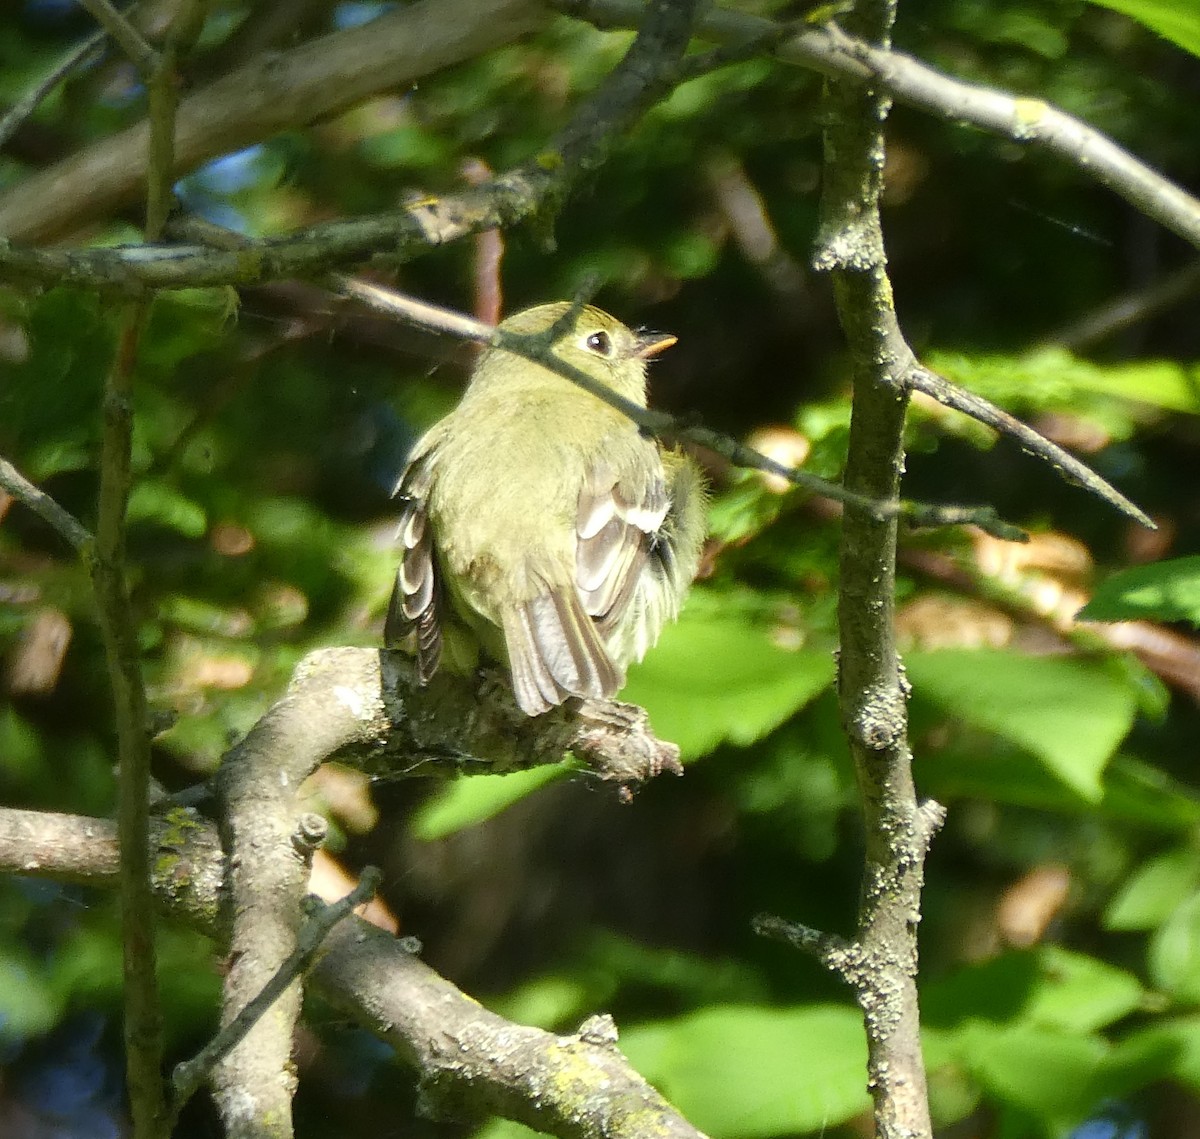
[384,301,706,716]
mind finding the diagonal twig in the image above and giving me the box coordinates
[339,278,1146,535]
[0,27,108,151]
[904,362,1154,528]
[76,0,159,73]
[0,455,93,551]
[168,868,383,1125]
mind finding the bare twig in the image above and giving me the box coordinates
[95,8,210,1134]
[170,869,383,1123]
[93,302,167,1139]
[8,1,1200,285]
[461,158,505,327]
[340,279,1147,537]
[0,27,107,151]
[76,0,159,73]
[902,354,1153,529]
[1041,259,1200,349]
[0,0,546,246]
[564,0,1200,252]
[0,455,93,551]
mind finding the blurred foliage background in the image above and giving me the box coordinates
[3,0,1200,1136]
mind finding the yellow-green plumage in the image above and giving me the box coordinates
[385,302,706,715]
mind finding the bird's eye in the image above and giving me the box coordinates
[584,330,613,356]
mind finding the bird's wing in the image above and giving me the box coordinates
[384,448,442,682]
[503,587,623,715]
[576,452,704,665]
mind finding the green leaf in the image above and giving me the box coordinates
[621,1004,869,1138]
[1149,891,1200,1003]
[484,975,592,1031]
[0,948,59,1041]
[922,947,1141,1035]
[1126,1016,1200,1090]
[906,650,1139,801]
[1078,557,1200,627]
[1025,947,1144,1033]
[128,480,208,539]
[1087,0,1200,59]
[955,1022,1106,1131]
[410,764,567,841]
[1105,847,1200,931]
[622,595,836,759]
[927,348,1200,418]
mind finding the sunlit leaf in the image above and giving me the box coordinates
[1025,947,1143,1033]
[1149,892,1200,1003]
[1105,847,1200,931]
[621,1004,869,1137]
[128,480,208,538]
[954,1022,1106,1131]
[623,594,835,759]
[0,948,59,1041]
[1078,557,1200,627]
[907,650,1138,801]
[410,764,567,840]
[1088,0,1200,58]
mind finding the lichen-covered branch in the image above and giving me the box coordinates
[0,805,705,1139]
[209,640,682,1139]
[805,0,939,1135]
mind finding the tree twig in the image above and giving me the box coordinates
[339,278,1145,535]
[0,455,93,552]
[7,3,1200,284]
[93,300,166,1139]
[76,0,159,73]
[94,7,209,1133]
[1040,258,1200,350]
[564,0,1200,252]
[901,356,1153,529]
[0,0,546,246]
[169,868,383,1124]
[0,26,107,151]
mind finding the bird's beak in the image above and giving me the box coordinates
[634,331,678,359]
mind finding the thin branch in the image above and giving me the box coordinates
[8,2,1200,285]
[0,805,706,1139]
[902,352,1154,529]
[169,868,383,1124]
[341,279,1132,538]
[95,7,209,1133]
[565,0,1200,251]
[93,302,167,1139]
[0,455,93,551]
[76,0,159,73]
[0,27,107,151]
[1041,258,1200,350]
[461,157,505,328]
